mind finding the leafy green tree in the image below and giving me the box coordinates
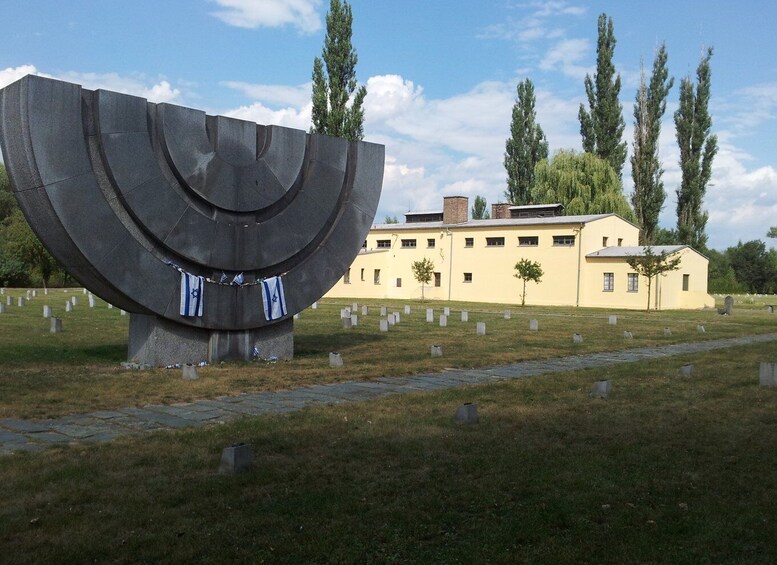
[706,248,744,294]
[626,247,682,311]
[653,227,678,245]
[311,0,367,141]
[727,240,775,294]
[471,195,490,220]
[0,253,29,287]
[531,150,634,221]
[0,164,16,223]
[674,47,717,251]
[631,44,673,245]
[767,226,777,239]
[504,78,548,205]
[411,257,435,300]
[1,209,59,287]
[579,13,627,178]
[384,215,399,224]
[514,259,543,307]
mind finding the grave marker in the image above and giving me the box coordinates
[17,297,25,307]
[461,310,468,322]
[387,314,395,326]
[591,380,610,398]
[697,325,705,333]
[439,315,447,327]
[49,317,62,333]
[454,403,479,425]
[529,319,539,331]
[444,306,450,316]
[43,305,52,318]
[392,312,400,324]
[759,362,777,387]
[362,305,368,316]
[380,319,389,332]
[724,295,734,315]
[380,305,387,316]
[573,333,583,344]
[352,302,358,311]
[608,315,617,325]
[0,303,5,314]
[623,331,633,339]
[329,352,343,368]
[679,364,694,377]
[350,314,358,327]
[65,301,73,312]
[88,295,96,308]
[218,443,252,475]
[404,305,411,315]
[70,296,77,306]
[476,322,486,336]
[312,301,318,309]
[426,308,433,322]
[663,327,672,336]
[504,309,511,320]
[431,345,442,357]
[182,364,199,380]
[343,317,352,330]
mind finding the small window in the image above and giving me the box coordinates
[603,272,614,292]
[401,239,417,248]
[465,237,474,248]
[344,268,350,284]
[519,236,538,247]
[374,269,381,285]
[427,238,435,248]
[360,268,365,281]
[683,274,689,291]
[434,272,441,287]
[617,238,623,247]
[396,278,402,288]
[627,273,638,292]
[553,235,576,247]
[377,239,391,248]
[602,236,609,247]
[486,237,505,247]
[463,272,473,283]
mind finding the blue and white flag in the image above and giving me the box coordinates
[180,272,204,317]
[232,272,245,286]
[261,276,287,321]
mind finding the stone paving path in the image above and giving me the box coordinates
[2,333,776,455]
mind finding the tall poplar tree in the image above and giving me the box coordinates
[578,13,627,178]
[674,47,717,251]
[311,0,366,141]
[504,78,548,205]
[631,44,673,245]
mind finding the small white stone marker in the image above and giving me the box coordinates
[43,305,52,318]
[311,301,318,309]
[343,316,352,329]
[392,312,400,324]
[362,305,368,316]
[461,310,468,322]
[387,314,396,326]
[32,290,38,298]
[768,305,774,314]
[44,288,48,295]
[88,295,96,308]
[439,314,447,327]
[663,327,672,336]
[350,314,358,327]
[352,302,358,311]
[444,306,450,316]
[329,352,343,368]
[476,322,486,336]
[26,290,31,300]
[380,305,387,316]
[455,402,479,425]
[70,296,77,306]
[529,319,539,331]
[18,297,25,307]
[697,325,705,333]
[65,301,73,312]
[679,364,694,377]
[82,288,87,295]
[50,317,63,333]
[0,288,3,294]
[573,333,584,344]
[431,345,442,357]
[504,309,511,320]
[0,303,5,314]
[5,296,11,306]
[591,380,610,398]
[120,309,127,316]
[608,315,617,326]
[426,308,434,322]
[380,319,389,332]
[218,443,253,475]
[759,362,777,386]
[623,331,633,339]
[182,364,199,380]
[108,303,113,309]
[404,305,411,315]
[293,313,300,320]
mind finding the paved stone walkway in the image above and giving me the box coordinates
[2,333,776,455]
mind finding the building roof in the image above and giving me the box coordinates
[586,245,688,258]
[404,209,443,216]
[508,203,564,211]
[371,213,617,231]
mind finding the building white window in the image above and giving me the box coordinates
[427,238,435,248]
[519,236,538,246]
[603,272,614,292]
[377,239,391,248]
[627,273,638,292]
[463,272,473,283]
[486,237,505,247]
[553,235,576,247]
[465,237,474,248]
[683,274,689,291]
[401,239,417,248]
[396,278,402,287]
[602,236,609,247]
[434,272,441,287]
[360,268,365,281]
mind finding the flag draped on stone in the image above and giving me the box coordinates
[261,276,287,321]
[180,272,204,317]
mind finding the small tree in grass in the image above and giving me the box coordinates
[626,246,682,311]
[514,259,543,306]
[411,257,435,300]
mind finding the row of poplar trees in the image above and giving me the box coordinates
[504,14,717,250]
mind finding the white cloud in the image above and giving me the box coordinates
[224,100,312,130]
[210,0,322,33]
[0,65,42,88]
[539,38,592,79]
[222,81,311,108]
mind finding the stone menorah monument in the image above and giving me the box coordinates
[0,76,384,365]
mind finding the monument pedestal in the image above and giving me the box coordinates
[128,314,294,366]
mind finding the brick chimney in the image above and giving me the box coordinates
[491,203,510,219]
[443,196,468,224]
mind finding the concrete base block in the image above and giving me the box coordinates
[329,352,343,368]
[573,333,584,344]
[431,345,442,357]
[461,310,468,322]
[128,314,294,367]
[529,319,539,331]
[380,319,389,332]
[426,308,434,322]
[182,364,199,380]
[679,364,694,377]
[759,362,777,386]
[439,315,447,327]
[608,315,617,325]
[49,317,62,333]
[591,380,610,398]
[455,402,479,425]
[476,322,486,336]
[219,443,252,475]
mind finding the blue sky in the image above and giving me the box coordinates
[1,0,776,250]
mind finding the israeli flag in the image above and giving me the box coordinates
[180,272,204,317]
[261,276,287,321]
[232,272,245,286]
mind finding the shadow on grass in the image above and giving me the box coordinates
[295,332,387,356]
[0,343,127,365]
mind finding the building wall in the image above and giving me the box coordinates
[326,216,712,310]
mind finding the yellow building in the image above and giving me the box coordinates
[325,197,714,310]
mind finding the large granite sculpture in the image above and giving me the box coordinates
[0,76,384,365]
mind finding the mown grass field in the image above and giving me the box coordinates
[1,289,777,562]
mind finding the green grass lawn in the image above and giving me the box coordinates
[2,289,777,562]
